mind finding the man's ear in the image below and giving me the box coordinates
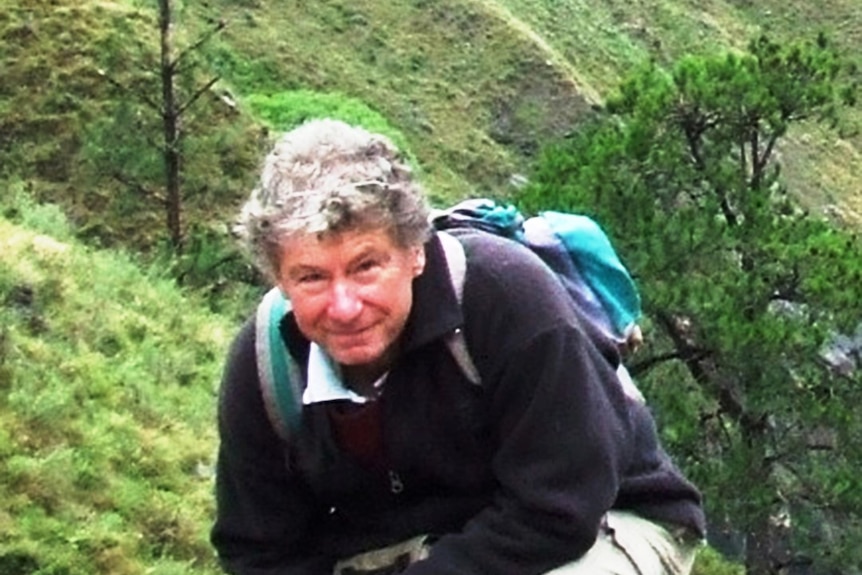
[412,246,426,277]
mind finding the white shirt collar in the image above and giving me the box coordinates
[302,343,387,405]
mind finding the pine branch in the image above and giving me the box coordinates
[177,75,220,117]
[96,69,162,113]
[172,19,227,72]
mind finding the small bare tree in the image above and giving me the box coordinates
[99,0,225,251]
[157,0,224,250]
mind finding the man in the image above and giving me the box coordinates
[212,118,706,574]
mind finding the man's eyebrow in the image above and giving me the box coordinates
[350,246,385,262]
[350,246,395,269]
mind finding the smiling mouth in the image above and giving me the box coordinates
[328,318,382,336]
[329,324,375,340]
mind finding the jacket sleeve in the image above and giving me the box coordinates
[211,319,332,575]
[405,236,636,575]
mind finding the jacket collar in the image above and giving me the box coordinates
[400,232,463,352]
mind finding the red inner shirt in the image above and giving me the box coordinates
[327,400,386,470]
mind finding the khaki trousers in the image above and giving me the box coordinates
[546,510,702,575]
[335,511,702,575]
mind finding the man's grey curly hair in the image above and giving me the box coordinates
[235,119,433,282]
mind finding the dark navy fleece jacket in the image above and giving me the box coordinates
[211,229,706,575]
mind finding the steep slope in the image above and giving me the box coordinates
[0,193,229,574]
[204,0,862,224]
[1,0,859,247]
[202,0,597,200]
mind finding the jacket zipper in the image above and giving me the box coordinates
[388,469,404,494]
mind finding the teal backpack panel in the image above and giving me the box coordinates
[539,210,641,339]
[431,199,641,342]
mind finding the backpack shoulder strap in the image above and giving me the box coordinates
[255,287,304,442]
[436,231,482,386]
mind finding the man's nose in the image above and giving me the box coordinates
[327,280,363,321]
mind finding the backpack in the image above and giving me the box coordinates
[255,199,642,442]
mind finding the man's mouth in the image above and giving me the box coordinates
[328,323,375,341]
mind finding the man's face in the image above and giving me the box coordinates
[278,227,426,370]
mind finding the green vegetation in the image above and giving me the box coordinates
[0,186,227,574]
[3,0,860,248]
[244,90,420,177]
[521,35,862,574]
[247,90,398,136]
[2,0,861,573]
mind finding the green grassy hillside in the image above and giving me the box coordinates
[2,0,858,251]
[0,189,228,574]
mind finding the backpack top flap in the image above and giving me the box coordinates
[537,211,641,339]
[431,198,641,342]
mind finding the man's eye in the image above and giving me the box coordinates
[356,259,380,273]
[297,273,325,284]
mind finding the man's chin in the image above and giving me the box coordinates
[327,346,383,368]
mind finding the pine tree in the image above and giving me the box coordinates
[522,35,862,575]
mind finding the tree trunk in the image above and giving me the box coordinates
[746,519,777,575]
[741,424,780,575]
[656,312,782,575]
[158,0,183,251]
